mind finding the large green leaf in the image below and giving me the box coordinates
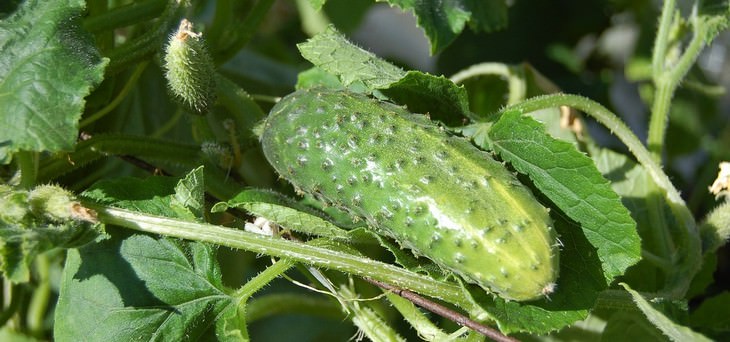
[690,291,730,339]
[211,188,366,242]
[297,27,474,123]
[380,70,474,124]
[488,111,641,283]
[0,0,107,162]
[590,146,686,292]
[621,283,712,342]
[55,169,239,340]
[297,26,404,89]
[54,230,232,341]
[383,0,507,54]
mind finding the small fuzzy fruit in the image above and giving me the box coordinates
[164,19,216,115]
[28,184,76,222]
[260,89,559,301]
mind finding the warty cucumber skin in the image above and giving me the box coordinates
[260,89,559,301]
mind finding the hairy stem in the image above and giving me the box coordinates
[84,203,469,307]
[26,254,51,336]
[450,62,527,106]
[83,0,167,33]
[104,0,183,75]
[647,24,709,159]
[651,0,676,77]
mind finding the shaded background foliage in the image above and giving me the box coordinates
[1,0,730,340]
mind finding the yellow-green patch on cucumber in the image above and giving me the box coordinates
[260,89,559,301]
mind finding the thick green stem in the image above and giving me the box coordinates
[450,62,527,106]
[646,81,675,159]
[647,26,708,159]
[104,0,183,76]
[85,203,468,307]
[506,94,701,298]
[83,0,167,33]
[37,134,201,182]
[0,282,23,328]
[27,254,51,336]
[651,0,676,77]
[16,151,38,189]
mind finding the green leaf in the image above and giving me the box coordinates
[459,213,605,334]
[216,301,248,342]
[590,146,685,292]
[212,188,368,243]
[54,229,234,341]
[296,67,345,90]
[383,0,469,55]
[602,311,668,342]
[697,0,730,43]
[690,291,730,337]
[0,326,42,342]
[380,71,475,124]
[463,0,508,33]
[82,176,180,217]
[57,172,238,340]
[489,110,641,283]
[297,27,473,124]
[171,166,206,220]
[0,0,107,161]
[620,283,712,342]
[382,0,508,54]
[297,25,405,89]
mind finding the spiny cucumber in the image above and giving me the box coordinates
[260,89,559,301]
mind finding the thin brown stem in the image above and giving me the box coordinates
[364,278,519,342]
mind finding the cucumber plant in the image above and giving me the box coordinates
[0,0,729,341]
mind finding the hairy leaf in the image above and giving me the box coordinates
[56,169,239,340]
[297,26,404,89]
[380,71,475,124]
[212,188,373,243]
[0,0,107,162]
[383,0,507,54]
[54,230,232,341]
[297,27,473,123]
[590,146,685,292]
[697,0,730,43]
[171,166,205,220]
[489,111,641,283]
[621,283,712,342]
[690,291,730,337]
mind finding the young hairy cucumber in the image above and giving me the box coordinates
[260,89,559,301]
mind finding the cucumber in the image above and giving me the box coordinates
[260,89,559,301]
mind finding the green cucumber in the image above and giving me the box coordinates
[260,89,559,301]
